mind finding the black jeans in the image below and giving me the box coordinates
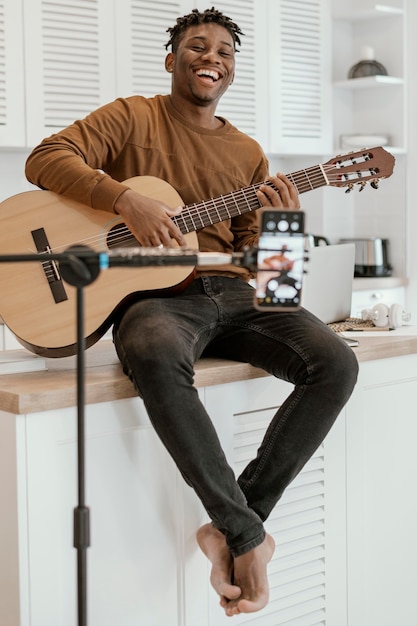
[113,276,358,557]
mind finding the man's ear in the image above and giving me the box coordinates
[165,52,175,73]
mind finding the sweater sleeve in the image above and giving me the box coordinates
[25,98,135,213]
[230,157,269,251]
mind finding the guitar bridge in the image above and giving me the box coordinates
[31,228,68,303]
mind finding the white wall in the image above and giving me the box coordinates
[0,149,36,202]
[406,2,417,321]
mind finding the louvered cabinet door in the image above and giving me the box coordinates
[23,0,117,148]
[203,376,348,626]
[267,0,333,155]
[114,0,186,99]
[0,0,26,147]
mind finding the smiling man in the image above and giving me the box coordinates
[25,7,358,618]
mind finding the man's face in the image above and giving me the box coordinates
[166,23,236,107]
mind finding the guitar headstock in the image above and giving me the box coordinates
[324,147,395,192]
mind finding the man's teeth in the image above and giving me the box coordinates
[196,69,220,81]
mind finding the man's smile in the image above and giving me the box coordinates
[194,68,222,83]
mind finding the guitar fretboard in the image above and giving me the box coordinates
[172,164,327,235]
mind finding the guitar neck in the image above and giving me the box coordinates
[172,163,327,235]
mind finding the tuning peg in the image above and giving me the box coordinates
[345,184,354,194]
[370,179,380,189]
[358,181,367,192]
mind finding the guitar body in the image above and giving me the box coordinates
[0,177,197,357]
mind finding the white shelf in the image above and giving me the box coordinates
[333,4,404,21]
[353,276,408,291]
[335,146,406,156]
[334,75,404,89]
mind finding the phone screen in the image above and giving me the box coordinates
[255,211,305,311]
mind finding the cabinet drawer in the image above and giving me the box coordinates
[351,286,406,317]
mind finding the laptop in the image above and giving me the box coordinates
[301,243,355,324]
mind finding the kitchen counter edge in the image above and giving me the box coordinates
[1,334,417,415]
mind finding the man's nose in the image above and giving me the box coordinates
[200,48,220,62]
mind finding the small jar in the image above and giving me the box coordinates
[348,46,388,79]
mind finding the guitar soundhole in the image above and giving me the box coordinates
[107,223,140,250]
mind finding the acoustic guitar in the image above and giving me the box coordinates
[0,147,394,357]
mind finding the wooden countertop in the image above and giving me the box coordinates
[1,332,417,415]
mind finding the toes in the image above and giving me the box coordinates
[225,602,240,616]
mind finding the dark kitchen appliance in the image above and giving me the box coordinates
[339,238,392,277]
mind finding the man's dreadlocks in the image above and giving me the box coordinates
[165,7,244,52]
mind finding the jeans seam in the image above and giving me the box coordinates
[240,384,307,495]
[218,320,313,495]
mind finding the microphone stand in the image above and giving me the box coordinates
[0,246,103,626]
[0,244,256,626]
[58,249,100,626]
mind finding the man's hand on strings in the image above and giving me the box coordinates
[114,189,186,248]
[256,173,300,210]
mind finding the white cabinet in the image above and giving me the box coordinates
[203,377,348,626]
[114,0,183,100]
[332,1,406,153]
[0,400,184,626]
[0,0,265,149]
[265,0,333,155]
[0,0,25,147]
[0,0,331,153]
[0,0,116,148]
[345,354,417,626]
[351,283,406,317]
[0,324,22,350]
[0,374,348,626]
[2,348,417,625]
[23,0,117,148]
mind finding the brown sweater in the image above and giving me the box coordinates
[25,94,270,280]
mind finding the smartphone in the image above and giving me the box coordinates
[255,209,305,311]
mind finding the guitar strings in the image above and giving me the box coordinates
[43,162,375,256]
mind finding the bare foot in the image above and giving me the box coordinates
[225,533,275,617]
[197,523,242,607]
